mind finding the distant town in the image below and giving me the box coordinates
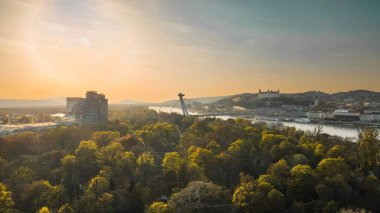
[189,89,380,126]
[1,89,380,136]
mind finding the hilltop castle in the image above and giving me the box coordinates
[258,89,280,99]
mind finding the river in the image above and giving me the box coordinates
[150,107,380,139]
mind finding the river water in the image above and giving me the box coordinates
[150,107,380,139]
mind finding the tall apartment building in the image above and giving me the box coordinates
[66,91,108,123]
[83,91,108,122]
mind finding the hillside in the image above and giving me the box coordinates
[159,95,229,107]
[0,97,66,108]
[208,90,380,109]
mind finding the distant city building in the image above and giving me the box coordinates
[258,89,280,99]
[334,109,360,121]
[83,91,108,122]
[66,97,84,120]
[307,111,325,120]
[306,111,334,120]
[360,110,380,123]
[66,91,108,123]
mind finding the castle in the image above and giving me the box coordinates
[258,89,280,99]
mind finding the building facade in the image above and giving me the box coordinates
[83,91,108,123]
[66,97,85,120]
[66,91,108,123]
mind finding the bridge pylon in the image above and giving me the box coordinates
[178,93,189,116]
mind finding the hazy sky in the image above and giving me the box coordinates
[0,0,379,102]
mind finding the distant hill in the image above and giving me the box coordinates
[0,97,66,108]
[114,99,148,105]
[1,90,378,109]
[159,96,229,107]
[209,90,380,109]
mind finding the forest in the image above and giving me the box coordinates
[0,106,379,213]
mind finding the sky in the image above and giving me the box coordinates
[0,0,379,102]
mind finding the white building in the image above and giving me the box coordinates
[307,111,334,120]
[307,111,324,120]
[258,89,280,99]
[360,114,380,123]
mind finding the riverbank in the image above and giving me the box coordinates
[149,106,380,139]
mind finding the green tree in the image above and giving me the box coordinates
[323,200,339,213]
[147,202,173,213]
[0,183,15,213]
[268,189,286,212]
[169,181,230,213]
[287,165,318,202]
[91,131,120,147]
[58,203,74,213]
[327,145,345,158]
[232,173,286,213]
[61,155,78,200]
[136,152,157,184]
[267,159,290,191]
[316,158,348,178]
[358,127,379,171]
[87,176,110,200]
[136,122,180,152]
[359,175,380,211]
[228,139,256,173]
[96,192,114,213]
[162,152,184,174]
[75,141,99,183]
[20,180,65,212]
[38,206,50,213]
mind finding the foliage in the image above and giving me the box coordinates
[169,181,230,213]
[0,183,14,213]
[0,108,378,213]
[147,202,173,213]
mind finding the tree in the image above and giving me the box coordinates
[61,155,78,200]
[228,139,256,173]
[0,183,14,213]
[0,131,38,160]
[147,202,173,213]
[287,165,318,202]
[58,203,74,213]
[289,154,309,167]
[136,152,157,184]
[327,145,345,158]
[268,189,286,212]
[162,152,184,174]
[267,159,290,191]
[87,176,110,200]
[323,200,339,213]
[316,158,348,178]
[188,146,217,179]
[314,143,327,159]
[38,206,50,213]
[20,180,65,212]
[359,175,380,211]
[91,131,120,147]
[358,127,379,171]
[169,181,230,213]
[232,176,277,213]
[96,192,114,213]
[136,122,180,152]
[75,141,99,183]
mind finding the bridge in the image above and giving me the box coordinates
[191,112,256,117]
[177,93,256,118]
